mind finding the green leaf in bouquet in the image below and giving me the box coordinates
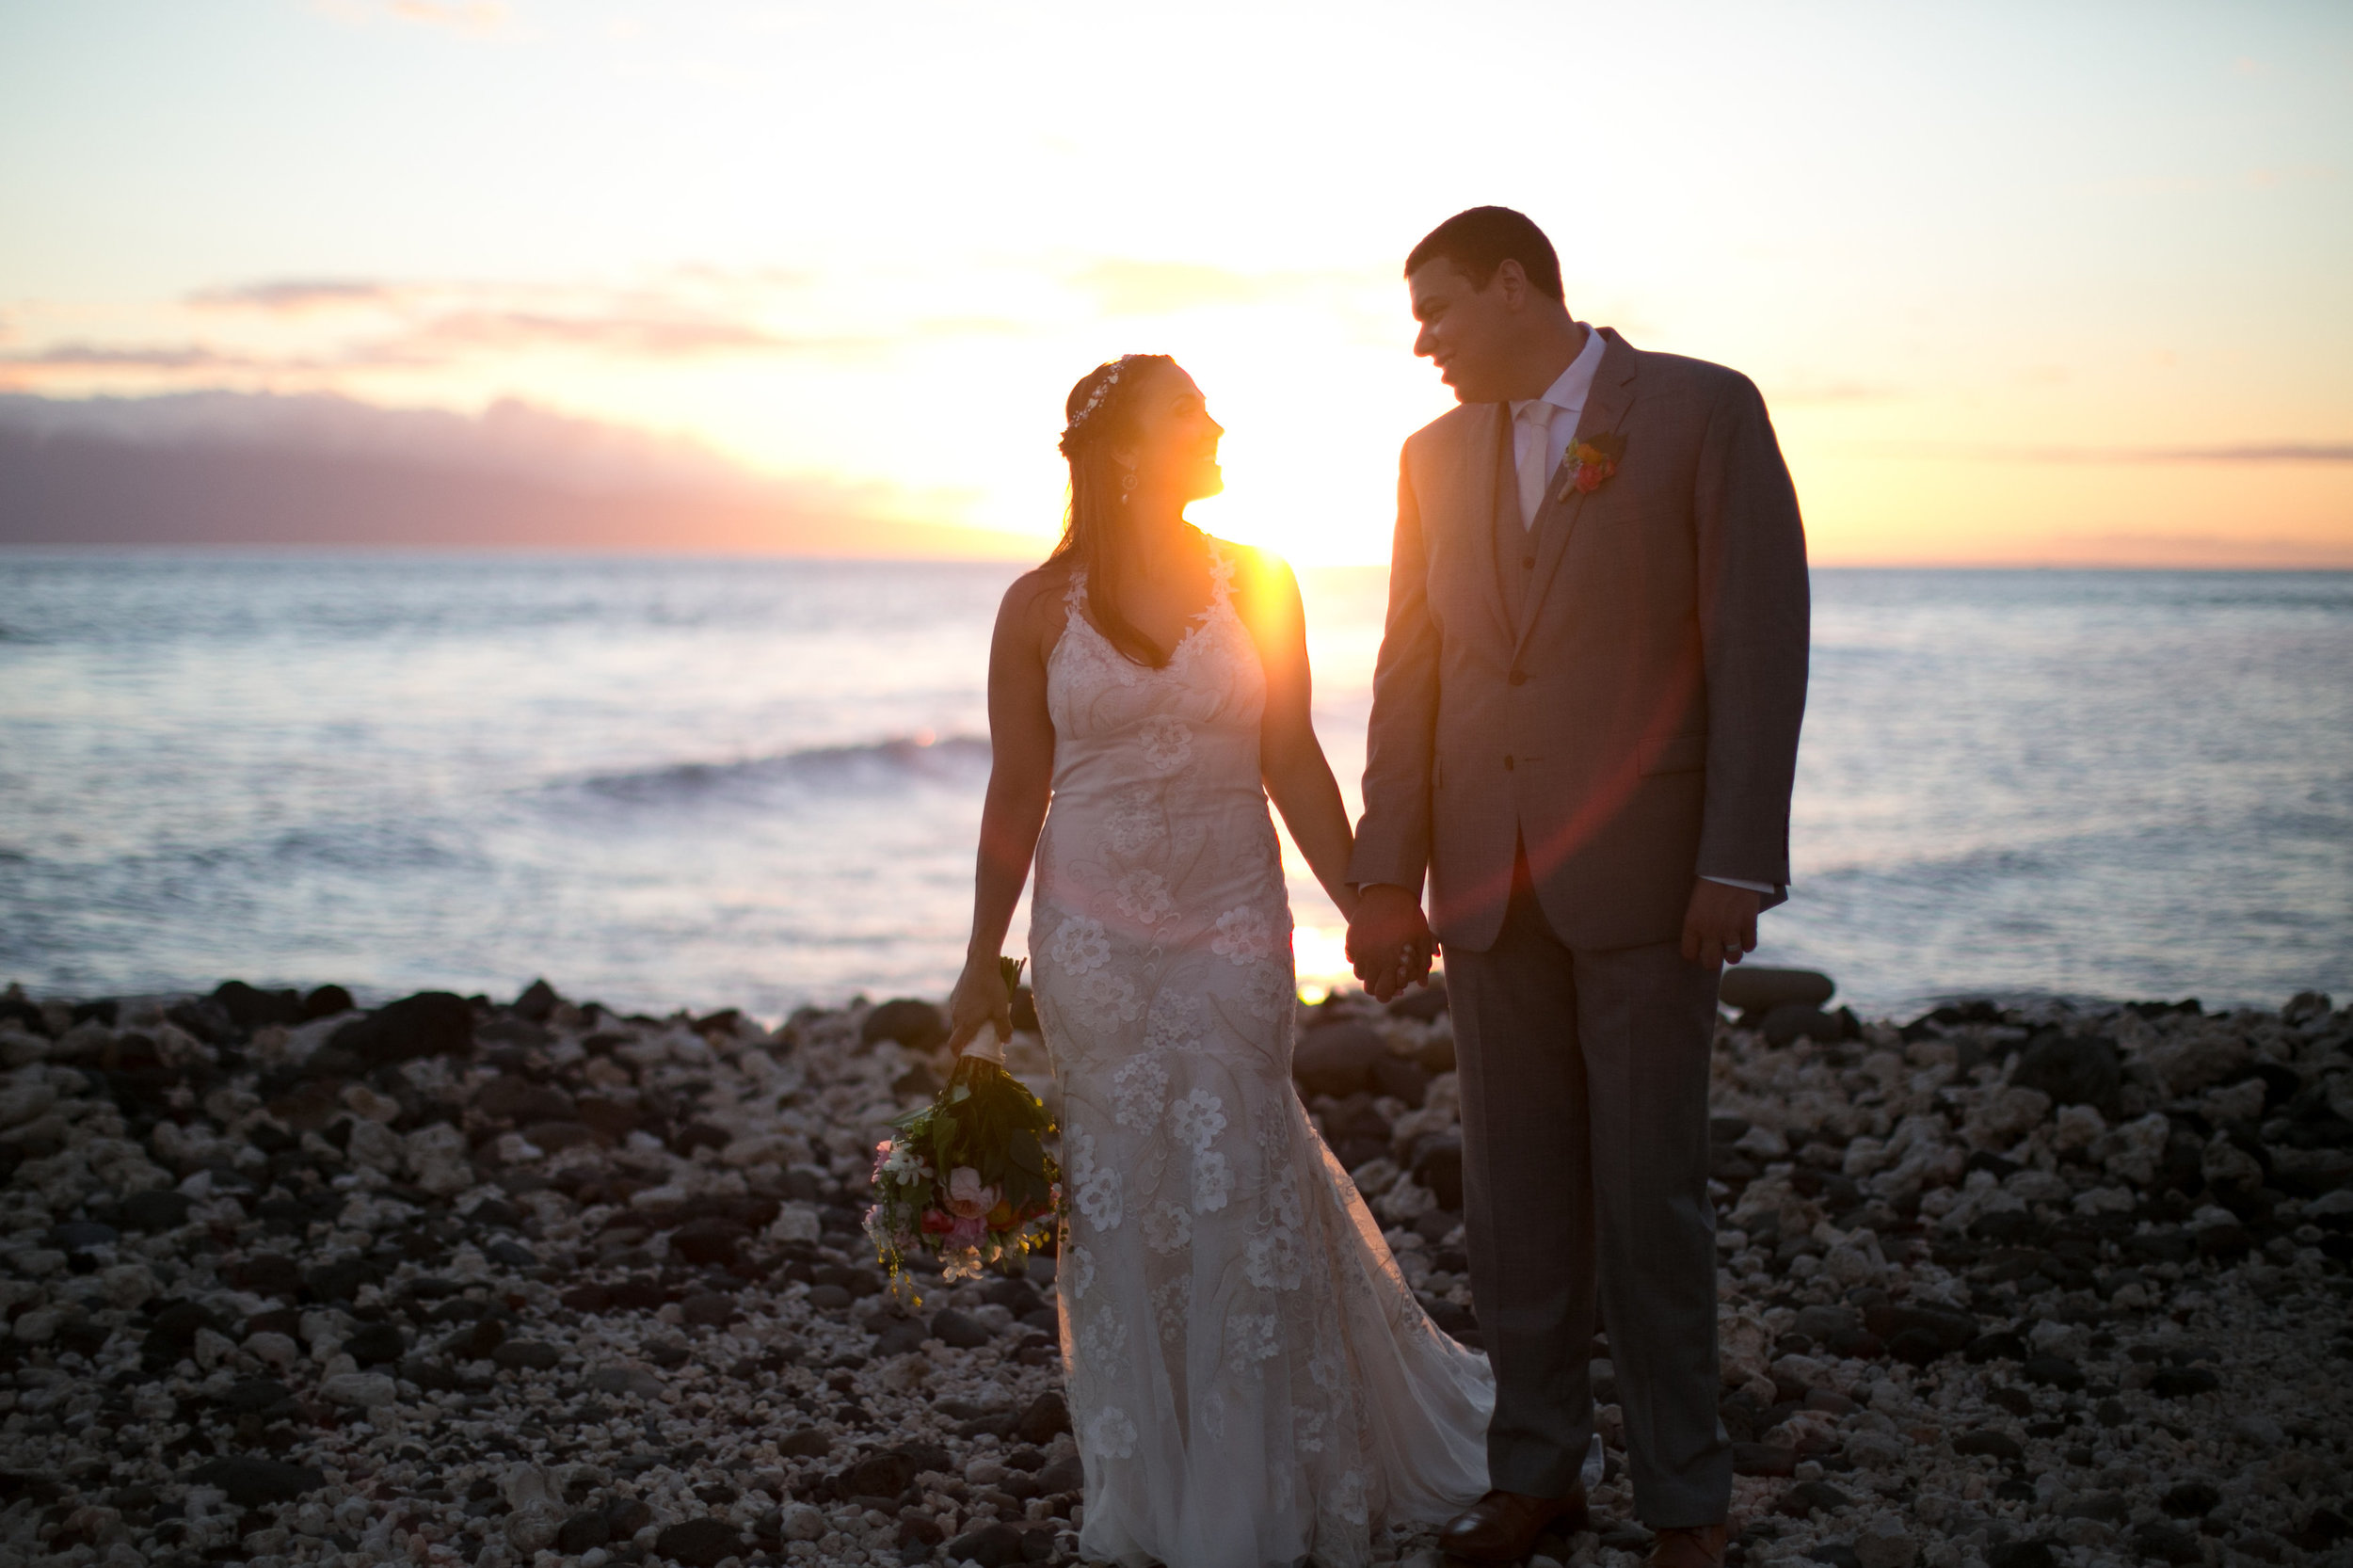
[1005,1126,1045,1176]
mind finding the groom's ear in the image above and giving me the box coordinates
[1491,258,1534,311]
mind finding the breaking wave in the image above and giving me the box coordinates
[568,734,991,806]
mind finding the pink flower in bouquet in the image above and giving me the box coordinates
[946,1213,990,1251]
[920,1208,957,1237]
[946,1166,1000,1219]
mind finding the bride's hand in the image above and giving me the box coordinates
[945,956,1013,1056]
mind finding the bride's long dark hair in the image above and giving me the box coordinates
[1047,354,1180,669]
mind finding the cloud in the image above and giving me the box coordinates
[15,265,982,392]
[0,341,280,374]
[1847,440,2353,464]
[0,304,857,384]
[2164,442,2353,462]
[0,389,1032,556]
[188,279,406,312]
[0,388,737,492]
[372,309,827,360]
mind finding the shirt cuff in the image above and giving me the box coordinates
[1702,875,1780,896]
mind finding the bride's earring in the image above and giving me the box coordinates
[1119,472,1136,504]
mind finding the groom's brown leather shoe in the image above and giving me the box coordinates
[1438,1487,1589,1562]
[1644,1523,1729,1568]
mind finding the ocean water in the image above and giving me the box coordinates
[1,556,2346,1019]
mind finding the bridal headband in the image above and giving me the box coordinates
[1064,355,1144,440]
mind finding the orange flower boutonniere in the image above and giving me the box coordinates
[1564,431,1626,498]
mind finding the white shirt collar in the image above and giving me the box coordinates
[1510,323,1607,421]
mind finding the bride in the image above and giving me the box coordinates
[944,354,1494,1567]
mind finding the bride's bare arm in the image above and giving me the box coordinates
[1237,551,1360,921]
[947,570,1061,1051]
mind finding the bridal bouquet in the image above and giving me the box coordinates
[865,958,1061,1301]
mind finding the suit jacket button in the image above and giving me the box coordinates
[1503,755,1515,771]
[1508,669,1528,686]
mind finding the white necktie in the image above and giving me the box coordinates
[1514,401,1553,530]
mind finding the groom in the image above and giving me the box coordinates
[1347,207,1809,1567]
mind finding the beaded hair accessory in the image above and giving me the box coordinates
[1063,355,1142,442]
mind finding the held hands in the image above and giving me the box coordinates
[1681,879,1763,968]
[945,954,1013,1056]
[1346,884,1438,1002]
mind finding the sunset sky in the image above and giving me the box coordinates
[3,0,2348,565]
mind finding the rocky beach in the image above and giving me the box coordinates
[0,974,2346,1568]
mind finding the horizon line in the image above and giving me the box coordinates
[4,544,2350,573]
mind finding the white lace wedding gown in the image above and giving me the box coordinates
[1029,543,1494,1568]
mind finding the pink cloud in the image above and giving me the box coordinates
[187,280,407,313]
[375,309,823,360]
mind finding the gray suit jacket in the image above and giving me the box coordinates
[1350,328,1810,952]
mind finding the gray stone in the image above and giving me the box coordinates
[873,1318,929,1357]
[2010,1032,2121,1111]
[120,1190,194,1230]
[47,1219,119,1252]
[318,1371,398,1406]
[860,999,948,1051]
[477,1075,577,1124]
[492,1338,562,1370]
[929,1307,990,1348]
[653,1517,744,1567]
[1853,1516,1916,1568]
[679,1290,741,1327]
[669,1216,747,1266]
[342,1320,407,1365]
[2229,1413,2283,1447]
[587,1364,665,1400]
[944,1521,1023,1567]
[185,1456,327,1507]
[555,1512,609,1553]
[1293,1021,1385,1099]
[1016,1389,1073,1445]
[217,1377,296,1414]
[327,989,473,1067]
[1953,1430,2024,1461]
[1721,967,1835,1014]
[1795,1304,1862,1343]
[1762,1003,1851,1047]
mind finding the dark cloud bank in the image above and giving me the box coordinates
[0,392,1021,556]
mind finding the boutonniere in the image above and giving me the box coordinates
[1562,431,1625,498]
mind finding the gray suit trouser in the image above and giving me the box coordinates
[1446,850,1732,1528]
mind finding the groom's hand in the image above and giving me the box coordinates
[1348,884,1435,1001]
[1681,879,1762,968]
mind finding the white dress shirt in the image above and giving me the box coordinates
[1511,323,1780,903]
[1506,321,1609,527]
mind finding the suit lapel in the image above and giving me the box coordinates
[1445,402,1513,648]
[1513,330,1639,661]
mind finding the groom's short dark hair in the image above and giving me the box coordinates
[1406,207,1563,302]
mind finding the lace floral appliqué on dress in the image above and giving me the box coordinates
[1029,542,1494,1568]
